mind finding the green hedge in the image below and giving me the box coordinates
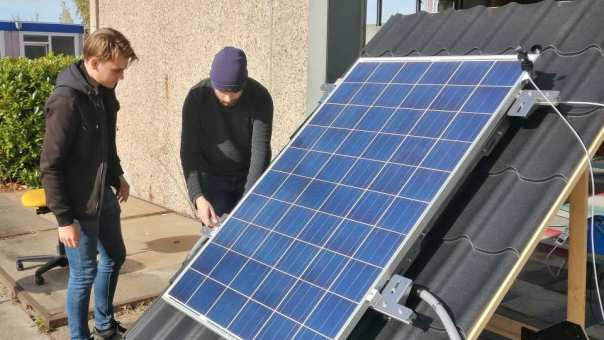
[0,55,78,187]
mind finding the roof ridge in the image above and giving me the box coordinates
[487,167,569,184]
[540,44,604,57]
[441,236,521,257]
[367,44,604,58]
[566,106,604,116]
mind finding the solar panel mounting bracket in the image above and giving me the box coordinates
[507,90,560,118]
[369,274,416,324]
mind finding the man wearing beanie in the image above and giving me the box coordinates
[180,47,273,227]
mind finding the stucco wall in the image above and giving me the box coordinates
[97,1,310,216]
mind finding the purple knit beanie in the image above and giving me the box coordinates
[210,47,248,92]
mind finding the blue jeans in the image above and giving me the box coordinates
[64,187,126,340]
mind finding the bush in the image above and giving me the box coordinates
[0,54,77,187]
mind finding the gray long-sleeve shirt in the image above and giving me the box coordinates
[180,77,273,203]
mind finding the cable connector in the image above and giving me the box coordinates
[555,227,570,246]
[516,46,535,78]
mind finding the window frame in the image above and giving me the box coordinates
[365,0,421,45]
[19,31,80,58]
[369,0,421,26]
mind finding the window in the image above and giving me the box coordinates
[24,45,48,59]
[21,32,79,59]
[364,0,450,44]
[51,36,75,55]
[24,34,49,43]
[366,0,419,43]
[23,34,49,59]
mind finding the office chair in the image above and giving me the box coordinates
[15,188,67,285]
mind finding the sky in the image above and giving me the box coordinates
[0,0,81,23]
[0,1,411,55]
[367,0,417,25]
[1,0,413,26]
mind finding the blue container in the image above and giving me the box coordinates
[587,215,604,255]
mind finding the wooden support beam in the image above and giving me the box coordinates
[567,169,588,326]
[486,314,537,339]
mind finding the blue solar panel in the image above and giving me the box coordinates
[164,56,525,339]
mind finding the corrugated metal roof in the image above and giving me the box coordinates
[126,1,604,339]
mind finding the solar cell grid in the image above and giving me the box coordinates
[164,56,525,339]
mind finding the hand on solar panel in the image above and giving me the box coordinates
[195,196,219,227]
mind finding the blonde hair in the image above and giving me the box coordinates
[83,27,138,62]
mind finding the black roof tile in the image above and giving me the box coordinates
[369,241,520,340]
[441,171,568,252]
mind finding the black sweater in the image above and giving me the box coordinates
[40,61,123,226]
[180,77,273,203]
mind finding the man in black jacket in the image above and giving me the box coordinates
[40,28,136,340]
[181,47,273,227]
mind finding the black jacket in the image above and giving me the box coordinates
[180,77,273,203]
[40,61,123,227]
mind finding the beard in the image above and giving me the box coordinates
[219,98,239,107]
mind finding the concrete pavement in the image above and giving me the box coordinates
[0,190,205,337]
[0,279,48,339]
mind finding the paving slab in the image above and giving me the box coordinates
[0,192,55,238]
[2,191,170,238]
[0,200,203,328]
[0,297,49,339]
[502,280,567,323]
[118,197,172,219]
[499,255,604,338]
[588,324,604,340]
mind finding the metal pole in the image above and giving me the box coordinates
[89,0,99,32]
[377,0,383,26]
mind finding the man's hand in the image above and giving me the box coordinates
[195,196,219,227]
[58,224,80,248]
[117,175,130,203]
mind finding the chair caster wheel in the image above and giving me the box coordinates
[35,275,44,285]
[16,261,24,271]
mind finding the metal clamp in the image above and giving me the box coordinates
[369,275,416,324]
[508,90,560,118]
